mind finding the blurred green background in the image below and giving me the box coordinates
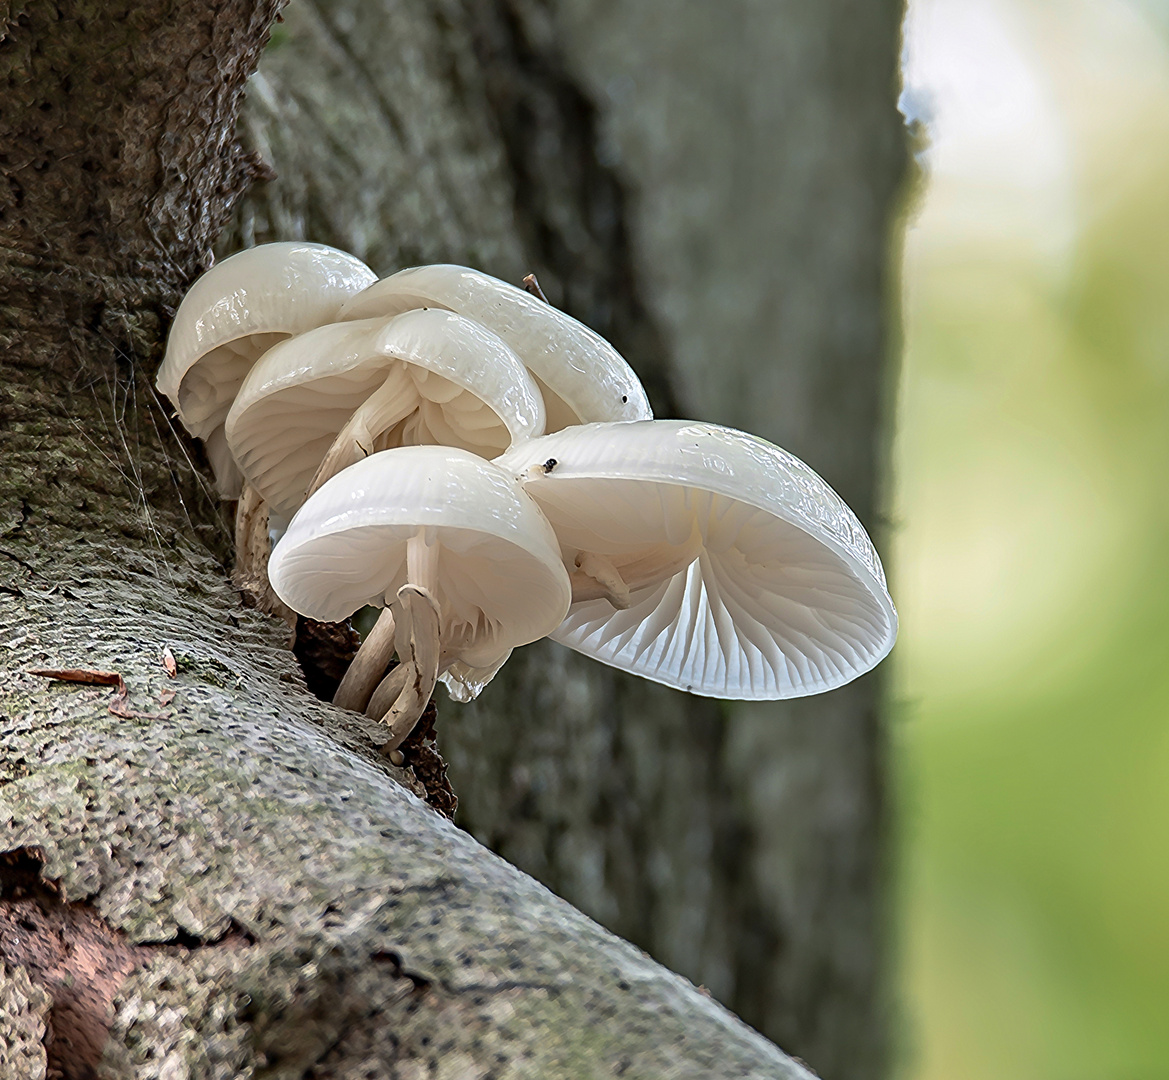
[896,0,1169,1076]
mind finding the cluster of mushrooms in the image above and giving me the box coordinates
[157,242,897,757]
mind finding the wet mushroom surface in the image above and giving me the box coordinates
[225,308,545,522]
[496,420,897,699]
[156,242,899,782]
[267,446,572,742]
[156,241,376,496]
[338,264,652,431]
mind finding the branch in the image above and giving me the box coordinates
[0,525,813,1077]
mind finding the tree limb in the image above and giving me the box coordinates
[0,519,812,1077]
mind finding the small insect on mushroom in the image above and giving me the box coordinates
[267,446,572,746]
[526,458,558,481]
[496,420,897,700]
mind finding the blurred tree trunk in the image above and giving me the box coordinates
[228,2,906,1078]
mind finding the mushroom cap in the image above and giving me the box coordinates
[225,309,546,521]
[156,242,376,493]
[495,421,897,699]
[268,446,572,669]
[337,264,651,431]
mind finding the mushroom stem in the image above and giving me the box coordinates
[233,481,296,628]
[569,528,705,608]
[406,529,440,593]
[615,528,705,591]
[233,480,267,590]
[365,661,409,721]
[376,584,442,753]
[305,368,415,500]
[333,606,397,712]
[570,550,631,609]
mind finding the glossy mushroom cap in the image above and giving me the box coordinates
[268,446,572,674]
[225,309,546,522]
[156,242,376,495]
[337,264,651,431]
[495,421,897,700]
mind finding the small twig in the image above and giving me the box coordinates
[29,667,167,720]
[521,273,549,303]
[29,667,125,691]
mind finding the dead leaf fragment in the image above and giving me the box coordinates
[162,646,177,678]
[29,667,126,693]
[522,273,549,303]
[29,667,166,720]
[159,688,176,706]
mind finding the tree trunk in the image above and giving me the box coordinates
[2,0,903,1076]
[225,2,906,1077]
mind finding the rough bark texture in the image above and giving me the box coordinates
[1,0,276,307]
[224,2,905,1077]
[3,0,906,1076]
[0,521,810,1079]
[2,1,821,1076]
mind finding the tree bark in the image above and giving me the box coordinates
[2,2,819,1077]
[224,2,905,1077]
[0,0,902,1070]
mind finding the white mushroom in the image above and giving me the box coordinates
[268,446,571,736]
[157,242,376,496]
[225,308,546,523]
[337,264,652,431]
[495,421,897,699]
